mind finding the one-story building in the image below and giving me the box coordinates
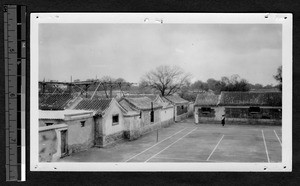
[194,92,221,124]
[194,91,282,125]
[163,95,189,122]
[119,96,163,137]
[219,91,282,125]
[71,97,127,147]
[39,110,94,162]
[124,94,175,127]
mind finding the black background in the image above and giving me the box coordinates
[0,0,299,185]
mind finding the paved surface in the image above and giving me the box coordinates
[58,118,282,163]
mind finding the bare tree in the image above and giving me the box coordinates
[100,76,114,98]
[140,65,191,96]
[274,66,282,91]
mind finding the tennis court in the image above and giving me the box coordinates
[59,118,282,163]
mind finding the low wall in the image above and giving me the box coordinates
[175,113,188,122]
[197,117,282,126]
[225,118,282,125]
[103,131,125,147]
[161,118,174,127]
[124,119,175,141]
[39,129,58,162]
[141,122,162,135]
[68,138,94,154]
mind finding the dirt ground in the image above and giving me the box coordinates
[58,118,282,163]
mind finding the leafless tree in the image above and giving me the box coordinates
[274,66,282,91]
[100,76,114,98]
[140,65,191,96]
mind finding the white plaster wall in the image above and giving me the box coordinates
[124,115,141,131]
[102,101,125,136]
[214,107,225,120]
[67,117,94,146]
[160,107,174,122]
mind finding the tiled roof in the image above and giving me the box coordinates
[122,97,162,110]
[164,95,189,104]
[195,92,219,106]
[219,91,282,106]
[74,98,112,114]
[39,93,77,110]
[118,100,140,116]
[39,110,93,120]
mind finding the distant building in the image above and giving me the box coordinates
[194,92,220,124]
[123,94,174,126]
[163,95,189,122]
[119,97,163,138]
[38,92,189,161]
[194,91,282,125]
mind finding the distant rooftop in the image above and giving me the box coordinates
[74,98,112,114]
[163,95,189,104]
[219,91,282,107]
[124,94,158,102]
[121,97,162,110]
[39,93,78,110]
[195,92,219,106]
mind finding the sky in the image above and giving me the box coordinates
[39,23,282,86]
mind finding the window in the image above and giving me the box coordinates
[45,123,53,126]
[150,110,154,123]
[249,107,261,114]
[80,121,85,127]
[139,111,142,118]
[112,114,119,125]
[201,107,211,114]
[181,105,184,109]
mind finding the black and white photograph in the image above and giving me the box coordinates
[30,13,292,171]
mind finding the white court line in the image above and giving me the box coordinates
[124,127,187,162]
[145,127,198,162]
[206,135,224,161]
[274,130,282,146]
[262,130,270,163]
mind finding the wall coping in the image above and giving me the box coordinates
[39,123,68,132]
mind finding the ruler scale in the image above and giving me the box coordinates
[4,5,26,182]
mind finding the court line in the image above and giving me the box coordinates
[150,156,202,162]
[145,127,198,162]
[274,130,282,146]
[262,130,270,163]
[151,156,224,162]
[206,135,224,161]
[124,127,187,162]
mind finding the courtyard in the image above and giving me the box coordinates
[58,118,282,163]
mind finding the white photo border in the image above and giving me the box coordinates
[30,13,292,172]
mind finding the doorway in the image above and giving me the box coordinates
[60,130,68,157]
